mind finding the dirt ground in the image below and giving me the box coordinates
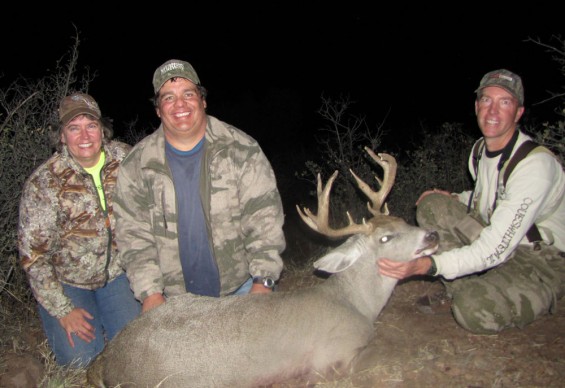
[2,263,564,387]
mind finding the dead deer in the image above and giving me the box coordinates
[87,147,439,387]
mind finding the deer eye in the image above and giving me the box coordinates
[380,235,392,243]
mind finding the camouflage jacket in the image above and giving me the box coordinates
[18,141,132,318]
[113,115,286,302]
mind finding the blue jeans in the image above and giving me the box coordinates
[38,273,141,367]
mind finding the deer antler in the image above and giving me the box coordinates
[350,147,397,216]
[296,147,397,238]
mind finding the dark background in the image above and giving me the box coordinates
[2,7,565,154]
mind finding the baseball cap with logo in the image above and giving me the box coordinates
[152,59,201,93]
[475,69,524,106]
[58,93,102,127]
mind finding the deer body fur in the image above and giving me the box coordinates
[87,150,439,387]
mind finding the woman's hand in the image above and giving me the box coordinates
[59,308,95,347]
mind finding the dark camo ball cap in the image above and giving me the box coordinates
[475,69,524,106]
[59,93,101,127]
[153,59,201,93]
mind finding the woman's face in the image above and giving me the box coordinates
[60,114,103,168]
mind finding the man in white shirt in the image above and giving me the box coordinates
[379,69,565,334]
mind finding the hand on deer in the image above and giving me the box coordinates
[378,256,433,279]
[142,293,166,313]
[250,283,273,294]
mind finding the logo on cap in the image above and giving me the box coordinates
[152,59,201,93]
[160,62,186,75]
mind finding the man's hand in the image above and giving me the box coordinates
[59,308,96,347]
[378,256,433,279]
[142,293,166,313]
[249,283,273,294]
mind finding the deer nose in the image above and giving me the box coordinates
[425,231,439,245]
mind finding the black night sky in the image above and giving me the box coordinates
[3,6,565,156]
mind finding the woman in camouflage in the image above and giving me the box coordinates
[18,93,140,366]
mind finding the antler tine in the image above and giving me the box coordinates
[296,170,373,238]
[349,147,397,216]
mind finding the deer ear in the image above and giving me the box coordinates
[313,235,363,273]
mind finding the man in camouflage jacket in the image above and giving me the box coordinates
[114,60,286,312]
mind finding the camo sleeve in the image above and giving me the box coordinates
[18,175,73,319]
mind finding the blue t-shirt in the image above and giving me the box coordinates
[165,139,220,297]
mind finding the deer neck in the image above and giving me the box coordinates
[322,259,398,322]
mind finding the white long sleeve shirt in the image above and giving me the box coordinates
[436,131,565,280]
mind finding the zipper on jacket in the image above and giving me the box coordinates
[94,168,110,286]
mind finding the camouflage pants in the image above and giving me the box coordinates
[417,193,565,334]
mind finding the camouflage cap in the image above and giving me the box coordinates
[152,59,201,93]
[475,69,524,106]
[58,93,101,127]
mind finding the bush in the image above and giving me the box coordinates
[296,94,387,227]
[391,122,475,223]
[0,33,94,352]
[297,99,475,228]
